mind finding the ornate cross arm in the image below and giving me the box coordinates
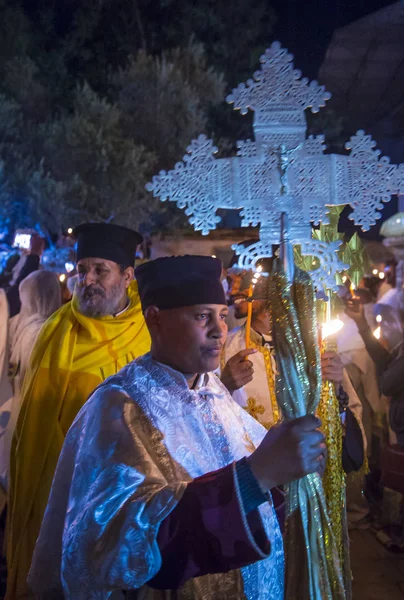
[343,131,403,230]
[146,136,239,235]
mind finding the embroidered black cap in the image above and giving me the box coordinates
[135,255,226,311]
[73,223,143,268]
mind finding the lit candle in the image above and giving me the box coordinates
[320,292,344,344]
[322,318,344,340]
[245,285,253,348]
[349,281,356,298]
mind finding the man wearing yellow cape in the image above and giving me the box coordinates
[6,223,151,599]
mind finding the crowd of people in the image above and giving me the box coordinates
[0,222,401,599]
[338,266,404,545]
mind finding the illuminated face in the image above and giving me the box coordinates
[146,304,229,375]
[228,271,249,318]
[75,258,133,317]
[228,272,267,319]
[232,291,250,319]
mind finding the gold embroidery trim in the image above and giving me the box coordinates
[252,340,280,426]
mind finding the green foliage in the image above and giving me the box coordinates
[294,206,371,289]
[111,42,225,169]
[0,0,275,237]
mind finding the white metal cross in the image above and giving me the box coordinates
[147,42,404,290]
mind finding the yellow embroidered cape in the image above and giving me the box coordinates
[6,281,150,599]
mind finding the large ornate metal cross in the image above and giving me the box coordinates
[147,42,404,290]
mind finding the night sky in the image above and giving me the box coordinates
[271,0,398,78]
[270,0,401,239]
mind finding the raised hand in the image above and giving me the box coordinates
[321,351,343,385]
[221,348,257,392]
[344,297,367,328]
[29,234,45,257]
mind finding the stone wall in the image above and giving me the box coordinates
[150,229,258,268]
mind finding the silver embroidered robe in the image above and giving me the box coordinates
[29,353,284,599]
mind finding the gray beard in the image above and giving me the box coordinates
[74,283,126,317]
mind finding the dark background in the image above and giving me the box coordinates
[272,0,397,78]
[272,0,401,239]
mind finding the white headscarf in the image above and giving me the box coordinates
[9,270,62,382]
[0,271,61,498]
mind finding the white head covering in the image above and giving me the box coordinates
[0,271,63,494]
[18,269,61,320]
[10,271,61,376]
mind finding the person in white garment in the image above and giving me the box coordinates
[9,270,62,398]
[336,286,380,454]
[221,262,356,429]
[0,271,61,503]
[28,255,326,600]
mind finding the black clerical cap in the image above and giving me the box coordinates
[73,223,143,268]
[135,255,226,311]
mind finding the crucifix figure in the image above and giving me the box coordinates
[275,143,303,196]
[146,42,404,291]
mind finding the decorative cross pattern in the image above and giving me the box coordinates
[146,42,404,290]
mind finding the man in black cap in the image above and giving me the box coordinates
[7,223,151,600]
[29,255,325,600]
[73,222,143,317]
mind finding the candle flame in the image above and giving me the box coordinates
[321,318,344,339]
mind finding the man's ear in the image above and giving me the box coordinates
[123,266,134,287]
[144,305,160,330]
